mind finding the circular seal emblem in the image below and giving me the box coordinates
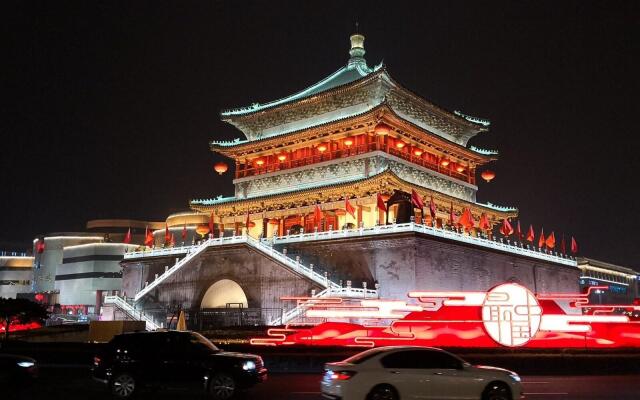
[481,283,542,347]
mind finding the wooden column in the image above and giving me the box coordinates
[357,205,363,227]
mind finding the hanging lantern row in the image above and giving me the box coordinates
[221,121,496,183]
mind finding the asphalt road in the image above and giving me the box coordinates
[6,367,639,400]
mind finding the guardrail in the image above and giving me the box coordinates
[104,295,161,330]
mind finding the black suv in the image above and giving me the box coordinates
[92,330,266,399]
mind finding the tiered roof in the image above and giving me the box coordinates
[217,34,490,147]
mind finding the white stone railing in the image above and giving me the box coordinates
[271,287,331,326]
[270,286,380,326]
[104,295,161,331]
[132,235,341,302]
[269,222,578,267]
[326,286,379,298]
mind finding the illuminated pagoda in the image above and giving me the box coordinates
[115,34,586,331]
[191,33,514,235]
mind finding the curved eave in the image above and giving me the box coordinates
[220,66,386,121]
[190,168,517,218]
[220,66,488,138]
[211,103,495,164]
[381,72,489,133]
[220,63,380,118]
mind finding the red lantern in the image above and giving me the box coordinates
[456,165,465,173]
[36,240,45,254]
[481,170,496,183]
[375,123,391,136]
[317,144,328,153]
[255,159,265,166]
[35,293,45,302]
[344,138,353,147]
[395,141,405,149]
[195,225,210,238]
[413,149,423,156]
[440,159,450,167]
[213,162,228,175]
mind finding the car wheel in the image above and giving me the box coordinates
[483,382,511,400]
[209,372,236,400]
[111,373,136,398]
[367,384,398,400]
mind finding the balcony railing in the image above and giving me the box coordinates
[269,222,577,267]
[235,142,475,184]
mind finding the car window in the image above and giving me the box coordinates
[381,350,462,369]
[188,332,219,353]
[343,348,388,364]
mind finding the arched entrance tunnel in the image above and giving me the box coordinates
[200,279,248,309]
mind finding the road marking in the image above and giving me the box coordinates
[523,393,569,396]
[523,381,550,384]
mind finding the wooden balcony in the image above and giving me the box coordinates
[235,137,476,185]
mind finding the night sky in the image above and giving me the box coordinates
[3,1,639,268]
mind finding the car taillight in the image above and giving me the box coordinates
[330,371,357,380]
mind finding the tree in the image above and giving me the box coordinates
[0,298,49,341]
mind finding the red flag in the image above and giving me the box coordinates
[209,212,215,233]
[377,193,387,212]
[429,196,437,219]
[500,218,514,236]
[36,239,46,254]
[526,225,535,242]
[181,223,187,240]
[449,203,456,226]
[460,208,474,230]
[571,236,579,254]
[538,228,546,248]
[314,204,323,228]
[561,234,566,254]
[144,227,154,247]
[515,221,522,240]
[165,223,171,243]
[411,189,424,209]
[245,211,251,228]
[123,228,132,244]
[345,198,356,218]
[546,231,556,249]
[479,213,491,230]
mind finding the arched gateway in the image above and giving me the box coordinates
[200,279,248,309]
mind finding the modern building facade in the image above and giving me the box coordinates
[0,252,33,299]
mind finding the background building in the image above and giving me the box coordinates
[0,252,33,299]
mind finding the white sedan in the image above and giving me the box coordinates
[321,346,522,400]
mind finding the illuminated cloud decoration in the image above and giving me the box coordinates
[251,283,640,348]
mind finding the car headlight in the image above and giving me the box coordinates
[509,374,521,382]
[17,361,35,368]
[242,360,256,371]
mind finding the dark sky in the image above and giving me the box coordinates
[3,1,639,268]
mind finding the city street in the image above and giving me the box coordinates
[7,366,640,400]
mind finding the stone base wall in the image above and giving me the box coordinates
[278,232,580,301]
[121,233,581,322]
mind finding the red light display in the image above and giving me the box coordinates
[251,283,640,348]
